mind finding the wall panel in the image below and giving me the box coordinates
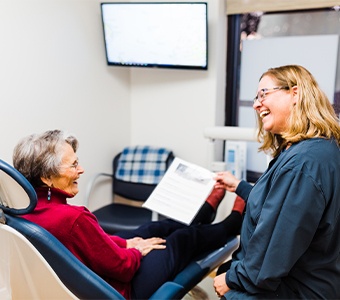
[226,0,340,14]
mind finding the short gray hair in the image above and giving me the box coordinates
[13,129,79,187]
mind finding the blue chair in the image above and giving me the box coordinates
[86,146,175,234]
[0,159,239,300]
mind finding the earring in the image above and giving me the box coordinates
[47,187,51,201]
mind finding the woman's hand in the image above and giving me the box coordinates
[126,237,143,249]
[213,272,230,297]
[127,237,166,256]
[214,171,241,193]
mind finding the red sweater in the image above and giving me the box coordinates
[22,187,142,299]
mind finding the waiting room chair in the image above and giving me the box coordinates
[85,145,175,234]
[0,158,239,300]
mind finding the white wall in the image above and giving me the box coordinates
[130,0,227,166]
[0,0,227,211]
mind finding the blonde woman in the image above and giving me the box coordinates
[214,65,340,299]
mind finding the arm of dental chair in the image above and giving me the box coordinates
[149,282,185,300]
[150,235,239,300]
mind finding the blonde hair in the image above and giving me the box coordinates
[256,65,340,157]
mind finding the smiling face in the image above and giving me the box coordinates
[42,143,84,196]
[253,75,297,135]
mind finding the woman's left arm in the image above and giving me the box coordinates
[227,167,325,294]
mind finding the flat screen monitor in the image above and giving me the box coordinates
[100,2,208,70]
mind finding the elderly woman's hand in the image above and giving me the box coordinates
[214,171,241,193]
[127,237,166,256]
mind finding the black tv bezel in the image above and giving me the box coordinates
[100,2,208,70]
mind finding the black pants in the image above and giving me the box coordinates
[117,211,242,300]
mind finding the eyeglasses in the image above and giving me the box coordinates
[253,86,289,104]
[69,161,79,169]
[60,160,79,170]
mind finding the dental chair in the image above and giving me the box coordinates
[0,159,239,299]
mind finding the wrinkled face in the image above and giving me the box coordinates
[45,143,84,196]
[253,75,297,135]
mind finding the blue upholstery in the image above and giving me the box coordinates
[0,158,239,299]
[150,236,239,299]
[0,159,37,215]
[174,236,239,287]
[89,146,175,234]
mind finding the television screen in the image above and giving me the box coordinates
[101,2,208,70]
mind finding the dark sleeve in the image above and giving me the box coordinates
[235,180,253,201]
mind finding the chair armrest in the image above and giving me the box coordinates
[85,173,113,207]
[151,237,239,300]
[149,282,185,300]
[198,236,239,270]
[172,236,239,294]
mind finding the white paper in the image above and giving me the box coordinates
[142,157,215,225]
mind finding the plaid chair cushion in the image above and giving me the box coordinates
[115,146,172,184]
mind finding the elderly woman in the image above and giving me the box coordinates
[213,65,340,299]
[13,129,245,300]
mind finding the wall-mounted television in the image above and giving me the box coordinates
[100,2,208,70]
